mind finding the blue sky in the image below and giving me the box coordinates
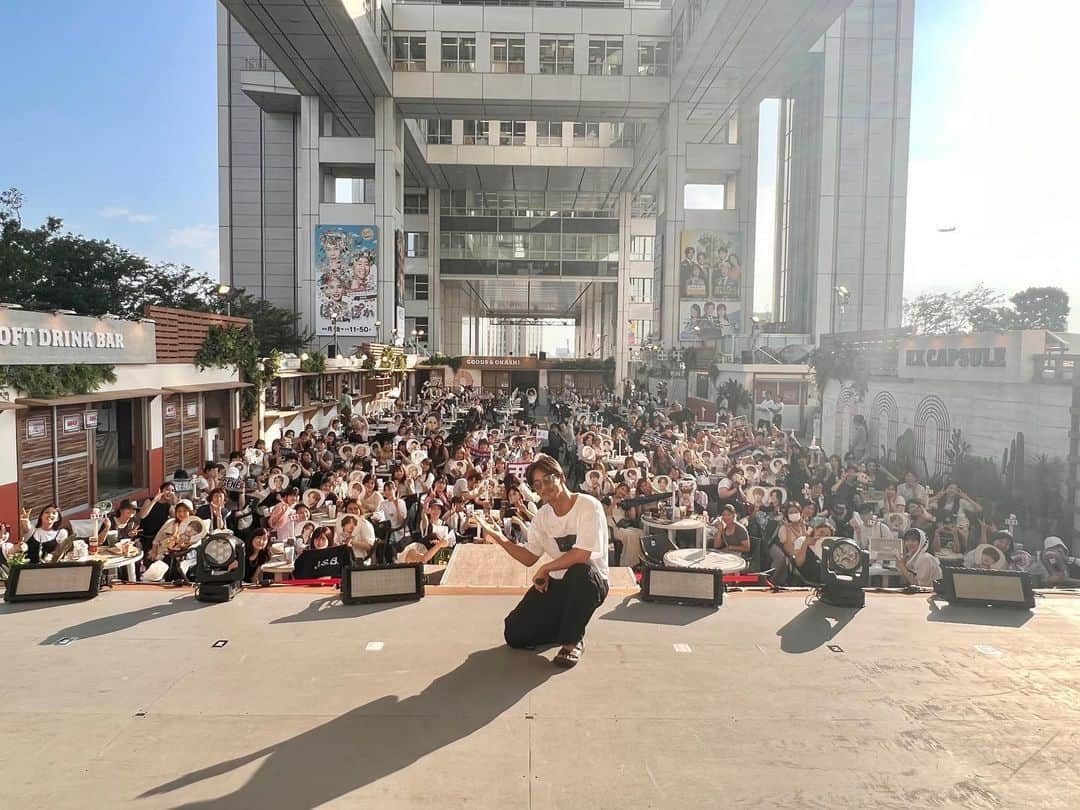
[2,1,1077,325]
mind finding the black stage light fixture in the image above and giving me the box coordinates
[341,562,424,605]
[640,566,724,608]
[820,537,869,608]
[192,532,245,603]
[3,561,103,602]
[940,567,1035,610]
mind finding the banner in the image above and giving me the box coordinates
[314,225,379,337]
[678,230,741,343]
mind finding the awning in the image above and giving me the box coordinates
[163,382,253,393]
[0,401,28,412]
[16,388,163,407]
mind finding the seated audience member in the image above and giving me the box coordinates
[851,504,895,550]
[397,501,452,564]
[768,502,808,584]
[148,499,199,584]
[897,471,928,506]
[197,488,235,533]
[244,529,272,585]
[932,515,964,556]
[375,480,408,547]
[293,527,351,579]
[906,500,936,535]
[1029,536,1080,587]
[878,483,906,517]
[896,528,942,587]
[20,504,70,564]
[789,520,835,584]
[2,521,27,562]
[710,504,750,555]
[930,481,982,547]
[267,488,301,538]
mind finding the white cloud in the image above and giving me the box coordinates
[904,2,1080,328]
[167,224,219,276]
[98,206,156,224]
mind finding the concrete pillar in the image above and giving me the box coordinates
[428,188,441,353]
[296,95,321,343]
[374,97,401,344]
[657,101,687,350]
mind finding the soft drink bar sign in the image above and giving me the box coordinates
[0,310,156,365]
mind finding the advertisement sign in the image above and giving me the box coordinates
[62,413,83,433]
[26,416,47,439]
[897,331,1035,384]
[185,401,197,419]
[84,411,98,429]
[314,225,379,338]
[165,403,177,419]
[678,231,742,342]
[0,310,156,365]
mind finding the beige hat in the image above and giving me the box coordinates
[1044,536,1067,552]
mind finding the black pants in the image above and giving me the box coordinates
[504,563,609,649]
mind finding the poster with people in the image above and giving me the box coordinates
[314,225,379,337]
[678,230,742,342]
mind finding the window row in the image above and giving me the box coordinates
[393,33,670,76]
[628,277,654,304]
[404,275,429,301]
[440,190,619,218]
[425,119,635,147]
[439,231,620,261]
[630,235,656,262]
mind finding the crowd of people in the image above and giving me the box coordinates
[2,380,1078,593]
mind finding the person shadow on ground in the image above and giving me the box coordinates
[139,645,558,809]
[38,595,205,645]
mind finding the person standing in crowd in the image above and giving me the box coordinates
[849,415,869,462]
[469,454,609,669]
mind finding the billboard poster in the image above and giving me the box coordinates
[678,231,742,342]
[314,225,379,337]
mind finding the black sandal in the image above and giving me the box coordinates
[554,641,583,668]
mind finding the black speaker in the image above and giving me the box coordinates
[4,561,103,602]
[538,351,547,360]
[940,567,1035,609]
[327,344,338,358]
[341,563,425,604]
[640,565,724,608]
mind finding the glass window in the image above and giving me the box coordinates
[331,177,374,204]
[536,121,563,146]
[463,120,489,145]
[490,34,525,73]
[426,119,453,145]
[572,122,600,146]
[631,192,657,217]
[627,319,654,346]
[540,37,574,75]
[629,277,654,303]
[404,192,428,214]
[630,235,655,261]
[405,276,429,301]
[406,232,428,258]
[588,38,623,75]
[673,15,684,64]
[499,120,526,146]
[441,35,476,73]
[393,34,427,72]
[637,39,670,76]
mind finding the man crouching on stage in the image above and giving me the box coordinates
[468,454,610,668]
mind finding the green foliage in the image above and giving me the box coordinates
[808,345,869,397]
[1009,287,1069,331]
[902,283,1004,335]
[300,352,326,375]
[716,378,752,418]
[420,354,464,372]
[227,293,309,355]
[0,364,116,399]
[195,325,279,419]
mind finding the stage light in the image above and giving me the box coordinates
[640,566,724,608]
[341,562,425,604]
[4,561,103,602]
[819,537,869,608]
[191,532,245,603]
[939,567,1035,609]
[216,283,232,296]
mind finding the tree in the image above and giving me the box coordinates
[1009,286,1069,331]
[902,284,1004,334]
[1,189,308,355]
[225,293,309,355]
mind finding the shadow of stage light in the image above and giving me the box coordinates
[775,601,859,654]
[926,596,1034,628]
[599,594,717,626]
[38,595,206,646]
[268,595,408,624]
[139,646,558,810]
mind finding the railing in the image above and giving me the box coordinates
[818,328,911,378]
[1034,353,1080,385]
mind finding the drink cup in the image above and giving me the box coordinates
[327,503,337,519]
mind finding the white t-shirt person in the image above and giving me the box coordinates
[524,492,609,581]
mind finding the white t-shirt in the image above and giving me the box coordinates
[525,493,609,581]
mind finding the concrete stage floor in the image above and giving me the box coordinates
[2,588,1079,809]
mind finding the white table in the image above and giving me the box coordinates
[86,550,144,586]
[869,563,905,587]
[663,548,748,574]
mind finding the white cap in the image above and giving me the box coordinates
[1044,536,1067,552]
[176,499,194,511]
